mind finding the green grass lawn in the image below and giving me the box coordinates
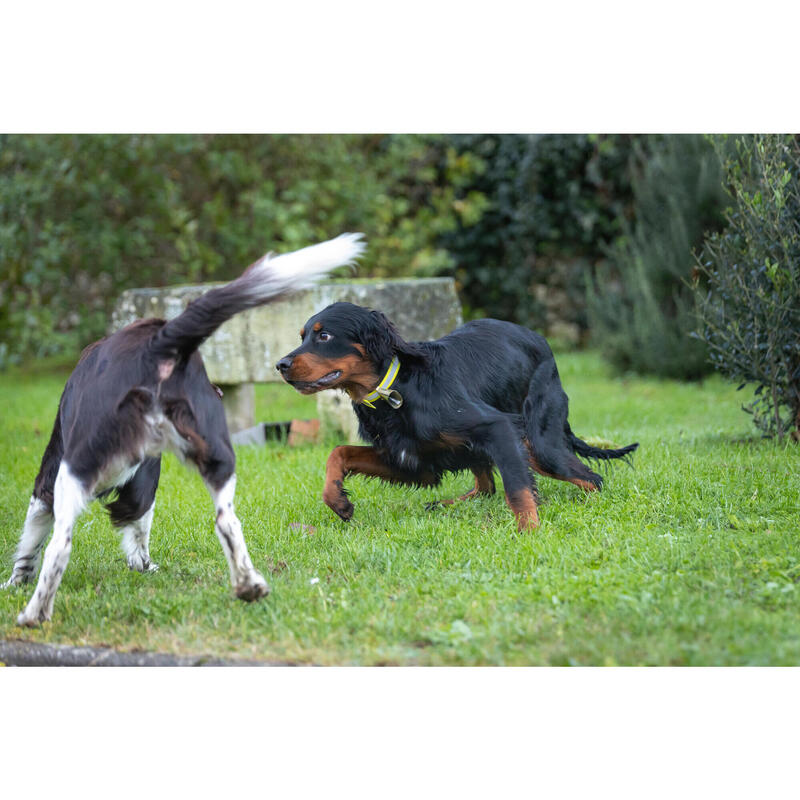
[0,352,798,665]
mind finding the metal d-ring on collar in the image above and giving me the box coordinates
[360,356,403,409]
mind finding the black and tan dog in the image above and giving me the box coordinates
[3,234,364,626]
[277,303,637,532]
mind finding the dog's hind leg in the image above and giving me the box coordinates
[205,474,269,602]
[470,415,540,532]
[119,503,157,573]
[4,414,64,589]
[522,358,603,491]
[2,496,54,588]
[176,380,268,602]
[17,462,88,627]
[107,457,161,573]
[429,468,496,508]
[527,445,599,493]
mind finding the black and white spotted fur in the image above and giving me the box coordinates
[3,234,365,626]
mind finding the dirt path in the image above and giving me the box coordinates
[0,639,297,666]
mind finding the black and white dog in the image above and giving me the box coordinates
[3,233,365,626]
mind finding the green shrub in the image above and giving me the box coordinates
[437,134,636,333]
[586,135,728,379]
[694,135,800,441]
[0,134,485,367]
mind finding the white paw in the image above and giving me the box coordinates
[17,607,49,627]
[127,555,159,573]
[2,573,29,589]
[234,571,270,602]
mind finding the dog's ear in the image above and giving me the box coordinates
[358,310,397,364]
[359,310,428,366]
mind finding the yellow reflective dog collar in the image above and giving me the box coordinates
[361,356,402,409]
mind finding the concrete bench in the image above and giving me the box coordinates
[111,278,463,441]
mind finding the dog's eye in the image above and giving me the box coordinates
[318,331,332,342]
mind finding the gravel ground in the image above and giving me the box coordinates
[0,639,296,667]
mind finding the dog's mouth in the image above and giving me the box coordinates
[289,370,342,394]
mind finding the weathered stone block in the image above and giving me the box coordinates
[111,278,463,437]
[217,383,255,434]
[317,389,361,444]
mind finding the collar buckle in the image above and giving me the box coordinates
[376,387,403,409]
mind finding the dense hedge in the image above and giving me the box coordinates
[437,134,636,337]
[0,134,485,366]
[6,134,710,367]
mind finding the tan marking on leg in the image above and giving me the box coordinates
[438,469,496,505]
[323,445,437,520]
[505,488,540,532]
[527,446,599,493]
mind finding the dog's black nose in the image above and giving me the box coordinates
[276,356,293,374]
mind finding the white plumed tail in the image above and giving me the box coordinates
[245,232,366,300]
[150,233,366,360]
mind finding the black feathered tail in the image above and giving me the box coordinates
[148,233,365,362]
[569,431,639,462]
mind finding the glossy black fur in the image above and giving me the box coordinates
[34,318,235,524]
[30,244,343,520]
[7,237,368,624]
[282,302,638,499]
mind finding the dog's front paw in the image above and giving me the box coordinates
[515,510,540,533]
[323,486,354,521]
[235,571,270,602]
[327,497,354,521]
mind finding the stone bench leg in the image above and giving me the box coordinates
[219,383,255,434]
[317,392,361,444]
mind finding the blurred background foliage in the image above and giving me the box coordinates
[587,134,729,379]
[438,134,636,340]
[0,134,482,366]
[2,133,797,436]
[1,133,639,366]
